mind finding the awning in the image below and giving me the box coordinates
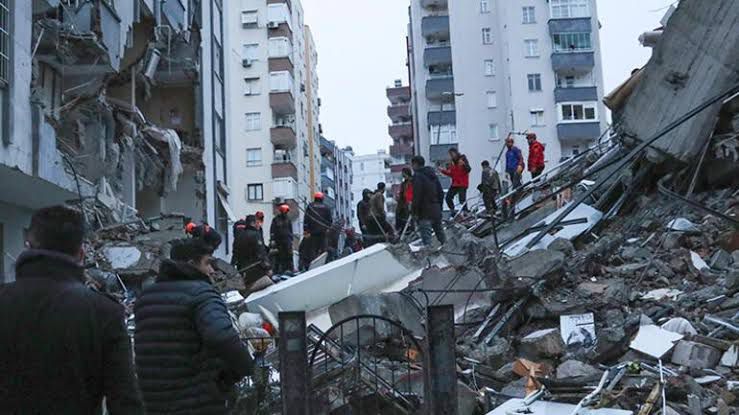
[217,192,238,223]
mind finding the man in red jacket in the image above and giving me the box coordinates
[440,148,471,214]
[527,133,546,179]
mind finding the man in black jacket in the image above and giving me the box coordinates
[356,188,374,244]
[270,204,294,274]
[0,205,144,414]
[304,192,333,260]
[233,215,272,285]
[411,156,447,246]
[135,236,254,414]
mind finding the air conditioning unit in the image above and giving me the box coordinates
[267,21,280,29]
[242,59,253,68]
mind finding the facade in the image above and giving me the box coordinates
[350,151,391,231]
[319,137,354,223]
[408,0,606,193]
[386,79,414,221]
[1,0,229,280]
[225,0,321,242]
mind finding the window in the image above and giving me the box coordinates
[486,91,497,108]
[246,148,262,167]
[247,184,264,201]
[245,112,261,131]
[242,43,260,61]
[430,124,457,145]
[527,74,542,92]
[488,124,500,141]
[241,10,258,26]
[484,59,496,76]
[482,28,493,44]
[244,77,260,95]
[522,6,536,23]
[553,33,592,52]
[530,110,545,126]
[269,37,291,58]
[559,102,598,122]
[480,0,490,13]
[215,116,225,152]
[550,0,590,19]
[524,39,539,57]
[270,71,293,92]
[557,72,594,88]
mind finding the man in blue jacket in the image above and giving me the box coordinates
[505,135,525,189]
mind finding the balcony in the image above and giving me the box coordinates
[268,22,293,39]
[390,143,414,159]
[428,110,456,126]
[422,16,450,42]
[270,91,296,115]
[554,86,598,103]
[387,104,410,122]
[269,56,294,75]
[551,51,595,73]
[426,77,455,101]
[424,46,452,68]
[430,144,456,163]
[270,125,297,149]
[386,86,411,105]
[389,123,413,139]
[421,0,448,9]
[272,160,298,180]
[557,122,601,143]
[548,18,592,34]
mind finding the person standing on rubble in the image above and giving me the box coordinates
[527,133,546,179]
[326,217,344,262]
[186,221,223,251]
[0,205,145,414]
[440,147,472,215]
[270,204,294,274]
[255,211,267,248]
[505,135,525,189]
[304,192,333,260]
[370,182,396,242]
[233,215,272,287]
[412,156,447,246]
[135,236,254,414]
[479,160,502,215]
[357,188,374,244]
[395,167,414,234]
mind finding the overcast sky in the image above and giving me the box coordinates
[302,0,676,155]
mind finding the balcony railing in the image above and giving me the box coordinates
[272,160,298,180]
[270,91,296,115]
[390,143,414,158]
[270,125,297,149]
[426,77,455,101]
[420,0,448,9]
[388,123,413,139]
[422,15,450,41]
[554,86,598,103]
[387,104,411,121]
[386,86,411,104]
[557,122,601,143]
[551,51,595,73]
[424,46,452,68]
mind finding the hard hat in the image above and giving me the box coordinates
[255,211,265,220]
[314,192,325,200]
[185,222,196,234]
[279,204,290,214]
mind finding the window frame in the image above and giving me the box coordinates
[246,148,262,167]
[550,0,591,19]
[486,91,498,109]
[529,110,545,127]
[482,28,493,45]
[527,73,542,92]
[247,184,264,201]
[558,102,599,123]
[484,59,495,76]
[480,0,490,13]
[242,43,260,61]
[552,32,593,52]
[241,10,258,26]
[430,124,458,145]
[524,39,539,58]
[244,77,260,95]
[522,6,536,24]
[245,112,261,131]
[488,123,500,142]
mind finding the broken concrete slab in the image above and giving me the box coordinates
[710,249,733,270]
[548,238,575,256]
[519,328,565,358]
[661,317,698,336]
[486,398,633,414]
[328,293,425,337]
[556,359,603,380]
[671,340,722,369]
[507,250,565,280]
[102,245,142,269]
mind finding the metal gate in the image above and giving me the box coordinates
[307,315,426,415]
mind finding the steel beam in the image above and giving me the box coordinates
[426,305,458,415]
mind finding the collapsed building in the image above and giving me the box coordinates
[1,0,234,279]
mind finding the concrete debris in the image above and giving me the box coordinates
[519,328,566,358]
[556,359,603,380]
[630,325,684,359]
[690,251,710,272]
[671,340,722,369]
[660,317,698,336]
[667,218,701,233]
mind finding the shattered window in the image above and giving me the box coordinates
[0,0,8,87]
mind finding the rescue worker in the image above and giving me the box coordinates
[395,168,414,233]
[356,188,373,242]
[412,156,446,246]
[479,160,502,215]
[186,221,223,251]
[135,236,254,414]
[370,182,395,242]
[304,192,333,261]
[343,227,363,255]
[326,218,344,263]
[527,133,546,179]
[255,211,267,247]
[505,135,525,189]
[270,204,294,274]
[440,147,471,215]
[0,206,145,414]
[232,215,272,286]
[298,231,312,272]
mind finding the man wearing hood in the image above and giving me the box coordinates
[135,236,254,414]
[0,206,145,414]
[233,215,272,286]
[411,156,446,246]
[356,188,374,243]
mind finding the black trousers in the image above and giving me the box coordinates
[446,186,468,212]
[482,190,498,213]
[274,240,293,273]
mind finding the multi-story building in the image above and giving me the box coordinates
[386,79,414,218]
[319,137,354,224]
[408,0,606,194]
[350,151,391,231]
[225,0,321,242]
[1,0,230,279]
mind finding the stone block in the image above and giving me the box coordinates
[556,359,603,380]
[519,328,565,358]
[508,250,565,280]
[671,340,722,369]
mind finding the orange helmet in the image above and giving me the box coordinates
[314,192,325,200]
[255,211,265,220]
[185,222,197,234]
[278,204,290,214]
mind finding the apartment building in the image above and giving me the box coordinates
[225,0,321,240]
[319,137,354,223]
[408,0,606,193]
[350,151,391,231]
[386,79,414,215]
[1,0,229,279]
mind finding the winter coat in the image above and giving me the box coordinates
[270,214,293,245]
[440,155,471,188]
[398,179,413,210]
[233,224,271,283]
[480,167,501,193]
[0,250,144,415]
[327,223,342,250]
[134,260,254,415]
[304,201,333,235]
[412,166,445,221]
[370,190,386,219]
[528,140,546,173]
[357,196,371,232]
[505,146,524,174]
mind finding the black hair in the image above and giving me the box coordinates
[377,182,386,191]
[170,238,215,263]
[245,215,257,226]
[411,155,426,167]
[448,147,458,154]
[402,167,412,177]
[482,160,490,167]
[190,223,222,250]
[28,205,85,256]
